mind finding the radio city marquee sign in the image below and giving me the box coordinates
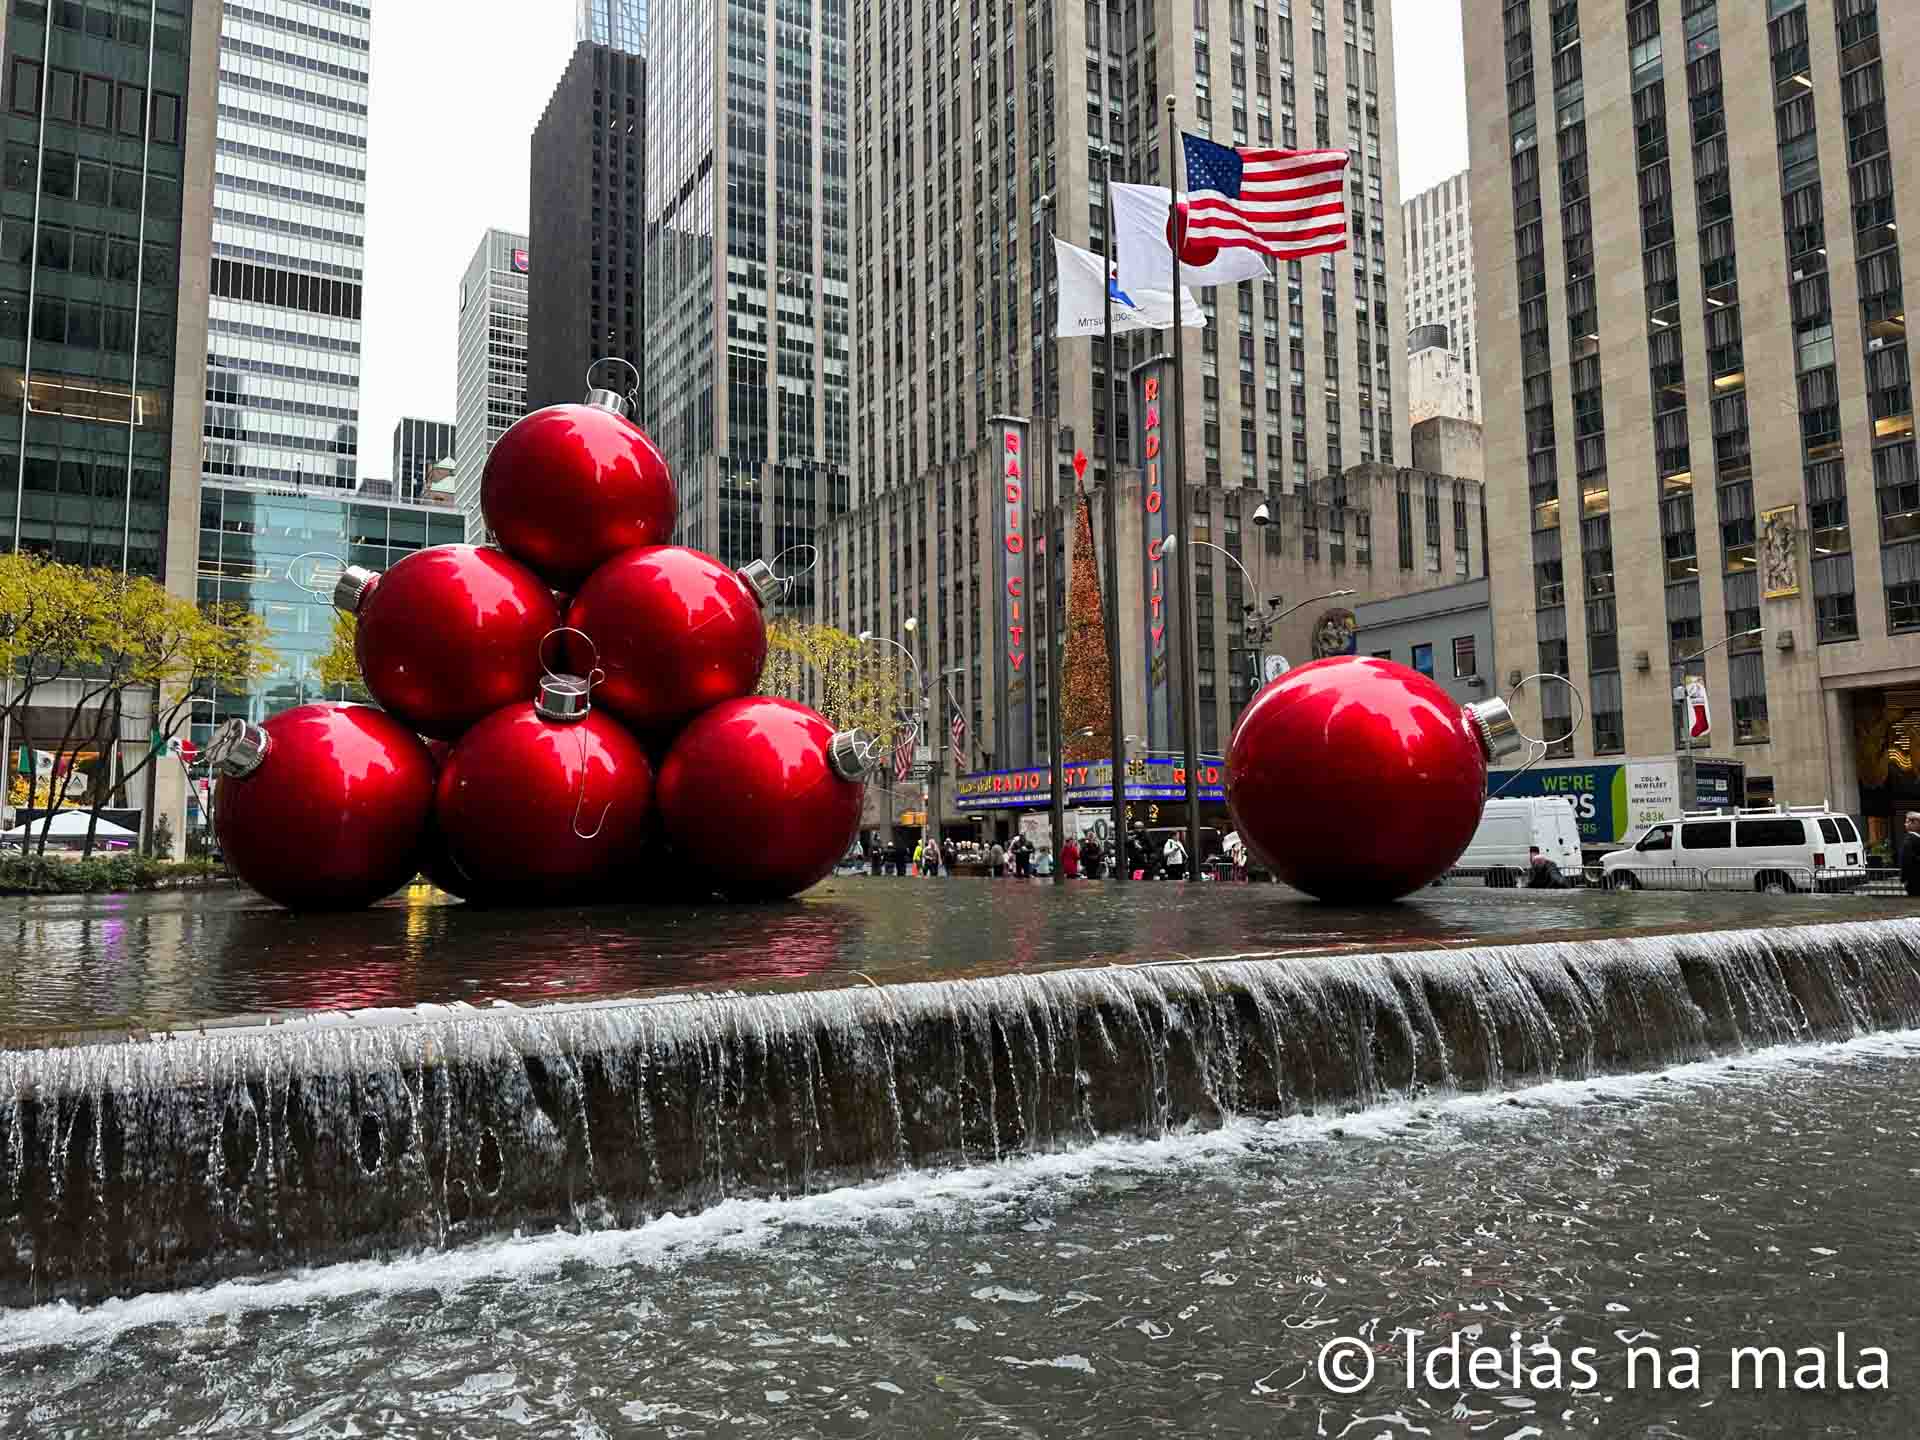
[992,416,1036,768]
[955,758,1227,809]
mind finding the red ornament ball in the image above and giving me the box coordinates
[436,701,655,904]
[213,704,434,911]
[1225,656,1491,902]
[655,696,865,900]
[417,739,475,901]
[565,545,770,738]
[480,397,677,588]
[348,544,559,741]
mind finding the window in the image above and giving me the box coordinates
[1452,634,1476,677]
[1680,821,1733,850]
[1639,824,1673,852]
[1736,818,1806,848]
[1371,649,1392,660]
[1411,642,1434,677]
[1818,818,1841,844]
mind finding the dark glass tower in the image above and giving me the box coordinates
[0,0,200,578]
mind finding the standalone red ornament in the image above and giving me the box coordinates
[479,360,677,588]
[336,544,559,741]
[655,696,873,900]
[209,705,435,911]
[565,545,778,737]
[436,675,655,904]
[1225,656,1523,902]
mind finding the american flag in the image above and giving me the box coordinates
[892,721,917,783]
[1182,132,1350,260]
[949,705,967,769]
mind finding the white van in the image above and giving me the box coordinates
[1600,804,1867,893]
[1456,797,1583,883]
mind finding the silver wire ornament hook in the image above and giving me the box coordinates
[538,627,600,690]
[286,551,347,598]
[570,726,612,839]
[768,543,819,604]
[1488,672,1588,797]
[584,356,641,402]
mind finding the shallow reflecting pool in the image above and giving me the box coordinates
[3,879,1910,1039]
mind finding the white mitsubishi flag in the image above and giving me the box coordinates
[1053,238,1203,337]
[1111,181,1271,297]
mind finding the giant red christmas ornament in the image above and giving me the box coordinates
[336,543,559,741]
[1225,656,1523,902]
[436,675,656,904]
[210,704,435,911]
[416,739,475,900]
[565,545,778,737]
[479,362,677,588]
[655,696,873,900]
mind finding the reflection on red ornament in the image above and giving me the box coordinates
[1226,656,1517,902]
[656,696,871,900]
[212,705,434,911]
[479,375,676,588]
[436,685,655,905]
[566,545,774,738]
[341,544,559,741]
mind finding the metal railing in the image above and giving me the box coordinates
[1438,864,1886,895]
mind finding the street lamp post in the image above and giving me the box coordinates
[1671,627,1763,809]
[1161,535,1354,684]
[860,623,962,857]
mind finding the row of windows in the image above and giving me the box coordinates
[6,144,183,219]
[7,59,183,144]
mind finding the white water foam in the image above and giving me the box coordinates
[7,1026,1919,1353]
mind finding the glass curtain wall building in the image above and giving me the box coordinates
[577,0,644,55]
[201,0,368,491]
[452,227,527,537]
[1,0,202,578]
[390,414,453,501]
[644,0,849,597]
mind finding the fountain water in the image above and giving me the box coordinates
[6,918,1920,1305]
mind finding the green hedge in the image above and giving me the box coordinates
[0,854,227,895]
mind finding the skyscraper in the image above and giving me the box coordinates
[1402,170,1480,425]
[201,0,369,492]
[1,0,223,853]
[391,416,455,502]
[822,0,1404,815]
[1467,0,1920,831]
[526,42,644,414]
[453,229,528,537]
[644,0,850,595]
[577,0,645,55]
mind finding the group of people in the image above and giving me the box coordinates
[863,823,1212,881]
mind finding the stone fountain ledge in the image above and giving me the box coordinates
[6,916,1920,1306]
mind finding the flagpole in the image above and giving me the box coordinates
[1040,194,1067,884]
[1099,144,1128,883]
[1165,96,1203,882]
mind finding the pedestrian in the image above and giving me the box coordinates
[1902,813,1920,898]
[1162,832,1188,882]
[923,837,942,877]
[988,840,1006,878]
[869,843,884,877]
[1033,843,1054,877]
[1127,824,1151,880]
[1081,836,1103,879]
[912,839,924,876]
[1012,833,1033,878]
[891,840,908,876]
[1525,845,1569,889]
[1061,836,1080,878]
[1230,842,1249,883]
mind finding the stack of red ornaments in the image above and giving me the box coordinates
[210,375,875,912]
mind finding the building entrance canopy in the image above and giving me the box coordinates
[955,758,1227,810]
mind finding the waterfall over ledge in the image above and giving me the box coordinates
[7,917,1920,1305]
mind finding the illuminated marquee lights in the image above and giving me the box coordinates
[1141,376,1166,663]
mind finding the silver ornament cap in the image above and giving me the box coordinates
[536,672,593,722]
[207,719,271,778]
[738,559,781,608]
[1464,696,1525,762]
[333,565,378,614]
[828,728,876,781]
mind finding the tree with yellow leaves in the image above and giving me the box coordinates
[314,609,373,703]
[0,556,273,858]
[757,619,909,738]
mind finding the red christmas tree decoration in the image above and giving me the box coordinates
[1059,489,1112,764]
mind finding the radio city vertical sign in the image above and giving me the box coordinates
[1133,358,1182,753]
[991,415,1035,768]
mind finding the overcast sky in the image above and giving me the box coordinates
[357,4,1471,478]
